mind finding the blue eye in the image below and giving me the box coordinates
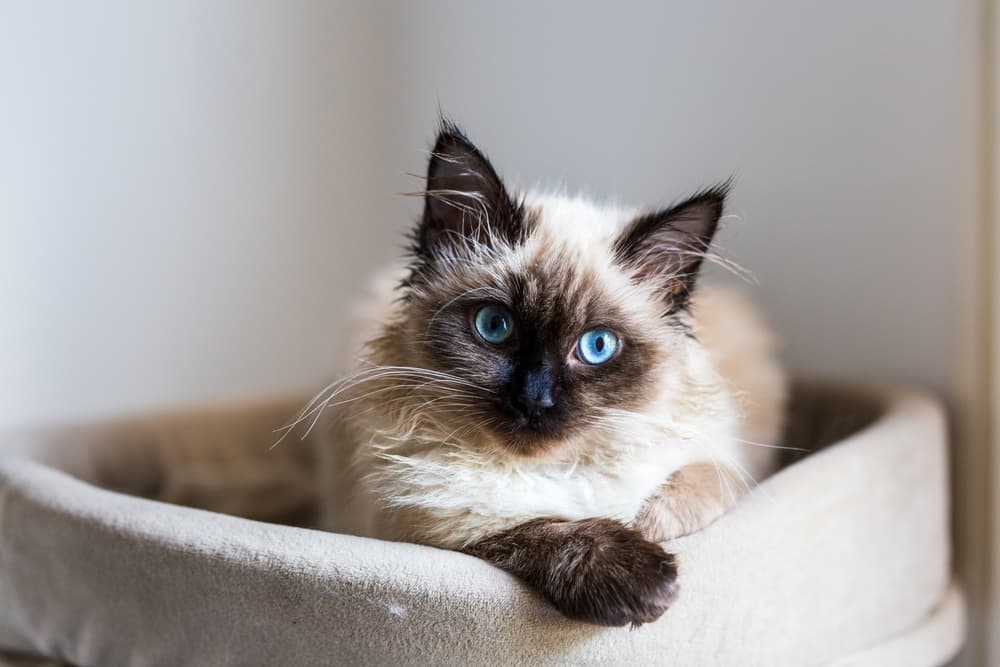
[577,329,619,365]
[474,304,514,344]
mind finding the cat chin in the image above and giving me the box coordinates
[496,432,572,458]
[490,423,581,457]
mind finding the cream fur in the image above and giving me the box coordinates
[317,192,786,549]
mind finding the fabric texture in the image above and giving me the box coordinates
[0,382,963,666]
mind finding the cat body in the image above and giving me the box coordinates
[312,124,785,626]
[320,259,780,549]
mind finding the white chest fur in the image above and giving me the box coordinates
[352,410,739,548]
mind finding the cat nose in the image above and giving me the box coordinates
[515,366,556,418]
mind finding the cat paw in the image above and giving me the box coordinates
[634,461,743,542]
[544,518,679,627]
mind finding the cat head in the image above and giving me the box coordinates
[375,122,727,456]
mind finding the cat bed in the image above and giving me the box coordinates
[0,381,964,666]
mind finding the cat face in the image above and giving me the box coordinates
[379,123,726,455]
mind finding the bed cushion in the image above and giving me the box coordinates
[0,382,963,666]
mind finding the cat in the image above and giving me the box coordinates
[307,121,786,627]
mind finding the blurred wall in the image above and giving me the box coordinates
[0,0,968,426]
[1,2,406,424]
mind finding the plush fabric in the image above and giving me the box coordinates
[0,382,963,666]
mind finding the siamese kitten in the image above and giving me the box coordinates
[311,123,785,627]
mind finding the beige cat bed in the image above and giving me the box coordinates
[0,382,964,666]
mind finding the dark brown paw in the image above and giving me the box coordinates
[542,518,678,627]
[465,517,679,627]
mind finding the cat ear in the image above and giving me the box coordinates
[418,122,524,256]
[613,183,729,307]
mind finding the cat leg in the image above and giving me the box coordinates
[633,461,744,542]
[463,517,678,627]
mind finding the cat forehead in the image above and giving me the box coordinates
[429,194,660,322]
[524,192,638,243]
[510,193,642,300]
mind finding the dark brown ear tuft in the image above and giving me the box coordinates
[418,120,526,257]
[613,182,730,310]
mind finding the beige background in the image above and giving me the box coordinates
[0,1,991,664]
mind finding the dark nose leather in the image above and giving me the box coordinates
[514,365,556,418]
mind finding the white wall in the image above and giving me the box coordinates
[0,1,968,421]
[1,2,405,425]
